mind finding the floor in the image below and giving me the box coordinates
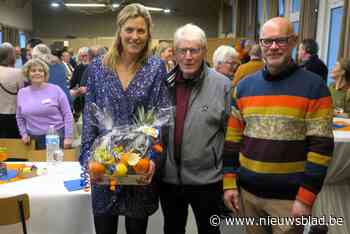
[116,206,246,234]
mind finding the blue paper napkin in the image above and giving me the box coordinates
[0,170,17,181]
[64,179,85,191]
[333,123,347,129]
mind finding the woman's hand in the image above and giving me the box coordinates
[63,138,73,149]
[22,135,31,144]
[138,160,156,185]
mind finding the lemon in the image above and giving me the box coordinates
[114,163,128,177]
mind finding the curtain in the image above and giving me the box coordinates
[2,26,11,43]
[338,0,350,59]
[236,0,257,39]
[1,25,19,46]
[299,0,318,41]
[269,0,279,18]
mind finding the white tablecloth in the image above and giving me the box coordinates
[0,162,95,234]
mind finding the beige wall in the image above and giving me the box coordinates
[0,1,32,30]
[33,12,218,40]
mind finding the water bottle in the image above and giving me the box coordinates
[46,125,63,165]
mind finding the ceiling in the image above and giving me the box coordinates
[31,0,222,17]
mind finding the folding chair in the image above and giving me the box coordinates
[0,193,30,234]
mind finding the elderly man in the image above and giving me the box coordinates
[232,44,264,86]
[298,38,328,83]
[160,24,232,234]
[223,17,334,234]
[0,43,26,138]
[213,45,240,79]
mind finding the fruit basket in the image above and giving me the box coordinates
[85,104,173,190]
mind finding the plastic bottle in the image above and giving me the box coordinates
[46,125,63,165]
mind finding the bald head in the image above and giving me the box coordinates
[260,17,294,38]
[259,17,297,75]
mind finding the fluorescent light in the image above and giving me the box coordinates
[145,6,164,12]
[65,3,106,8]
[51,2,60,8]
[163,9,171,13]
[112,4,120,8]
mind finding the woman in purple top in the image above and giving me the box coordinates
[80,4,170,234]
[16,58,74,149]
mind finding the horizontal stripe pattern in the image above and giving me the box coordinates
[239,153,305,174]
[307,152,331,167]
[244,116,307,141]
[223,69,334,201]
[241,136,307,163]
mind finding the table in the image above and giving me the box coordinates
[312,118,350,234]
[0,162,203,234]
[0,162,95,234]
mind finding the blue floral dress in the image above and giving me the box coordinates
[80,56,170,217]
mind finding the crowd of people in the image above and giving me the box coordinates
[1,3,350,234]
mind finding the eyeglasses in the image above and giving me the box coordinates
[259,36,294,47]
[175,47,202,56]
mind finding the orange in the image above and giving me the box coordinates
[88,161,105,175]
[0,152,8,161]
[152,144,163,153]
[133,158,150,174]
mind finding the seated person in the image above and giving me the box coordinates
[329,59,350,117]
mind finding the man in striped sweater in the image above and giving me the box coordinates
[223,17,334,234]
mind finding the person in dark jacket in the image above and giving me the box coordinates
[298,38,328,83]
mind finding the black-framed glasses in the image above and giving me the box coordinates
[175,47,201,56]
[259,36,293,47]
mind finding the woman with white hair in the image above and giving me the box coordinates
[16,59,73,149]
[32,44,72,106]
[212,45,240,79]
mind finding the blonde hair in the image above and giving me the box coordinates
[103,3,152,72]
[155,41,172,57]
[22,58,50,82]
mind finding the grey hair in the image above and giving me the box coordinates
[174,23,207,49]
[32,44,60,64]
[22,58,50,82]
[78,47,90,57]
[0,42,15,67]
[212,45,239,68]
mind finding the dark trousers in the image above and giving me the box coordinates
[94,215,148,234]
[0,114,20,138]
[160,181,222,234]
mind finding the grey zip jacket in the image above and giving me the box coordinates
[161,63,232,185]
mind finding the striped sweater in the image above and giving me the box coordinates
[223,68,334,206]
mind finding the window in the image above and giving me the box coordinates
[19,31,26,48]
[279,0,285,16]
[291,0,301,13]
[0,31,2,44]
[326,6,344,84]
